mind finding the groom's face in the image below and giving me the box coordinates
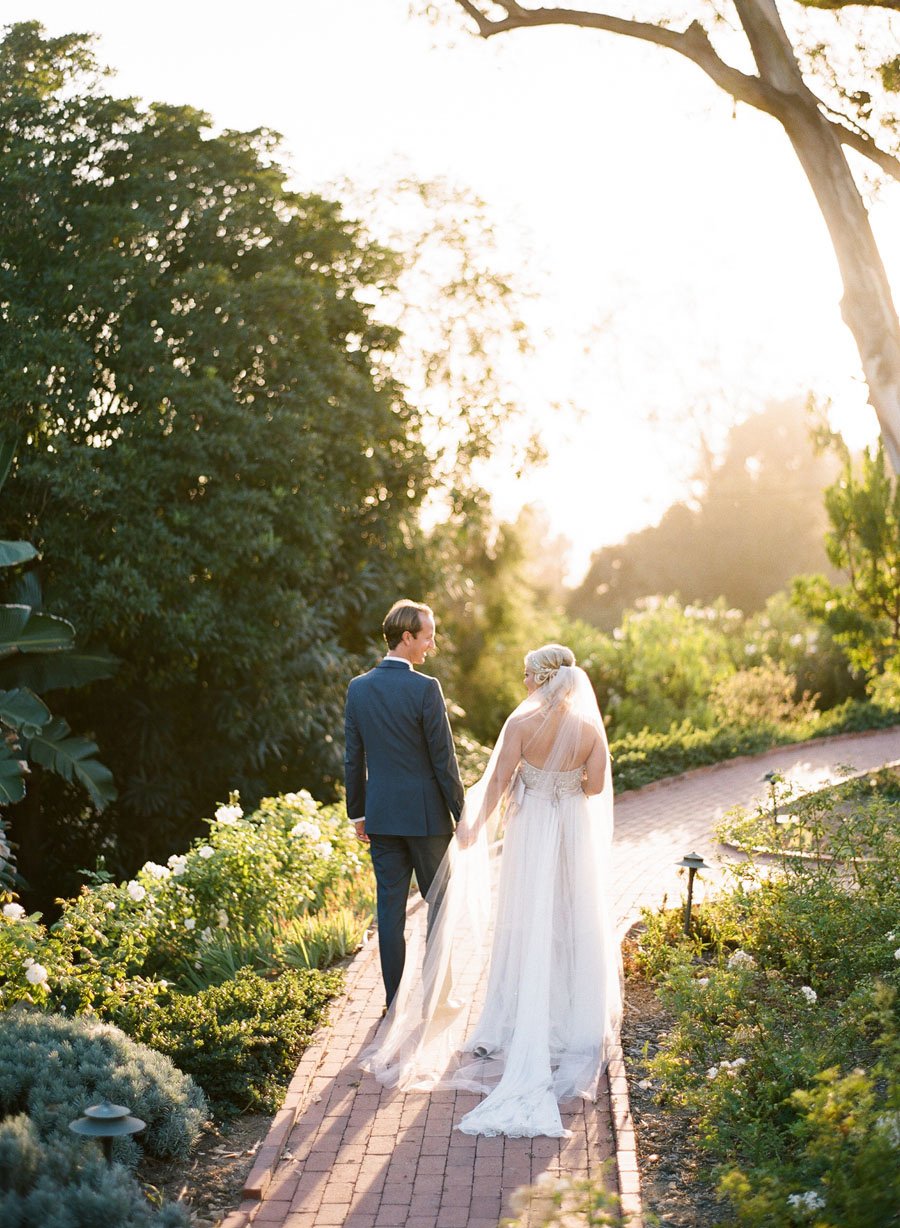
[405,613,436,665]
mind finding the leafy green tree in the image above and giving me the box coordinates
[0,23,431,898]
[794,439,900,677]
[569,401,840,629]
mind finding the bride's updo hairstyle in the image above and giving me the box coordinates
[524,643,576,687]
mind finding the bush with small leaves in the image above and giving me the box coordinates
[0,1010,206,1164]
[0,1114,190,1227]
[114,965,342,1116]
[632,773,900,1219]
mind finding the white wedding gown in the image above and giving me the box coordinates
[360,667,622,1139]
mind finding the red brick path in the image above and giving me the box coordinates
[222,727,899,1228]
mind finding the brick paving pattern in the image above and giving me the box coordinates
[223,727,898,1228]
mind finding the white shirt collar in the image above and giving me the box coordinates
[383,655,413,669]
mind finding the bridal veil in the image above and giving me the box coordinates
[360,664,623,1136]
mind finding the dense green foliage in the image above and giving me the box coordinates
[116,966,342,1116]
[0,1011,206,1164]
[0,1115,189,1228]
[1,789,368,1122]
[608,699,898,794]
[794,438,900,677]
[631,774,900,1226]
[0,22,431,900]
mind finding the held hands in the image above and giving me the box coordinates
[455,818,480,850]
[353,819,369,844]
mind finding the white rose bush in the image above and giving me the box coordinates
[629,768,900,1226]
[1,787,373,1016]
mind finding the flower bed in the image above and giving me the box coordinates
[627,772,900,1226]
[1,789,375,1221]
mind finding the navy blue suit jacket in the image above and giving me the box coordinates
[344,659,464,836]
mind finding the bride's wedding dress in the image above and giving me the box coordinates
[360,666,622,1139]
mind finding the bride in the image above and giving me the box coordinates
[360,644,622,1139]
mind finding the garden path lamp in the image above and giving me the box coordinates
[69,1099,145,1164]
[676,851,710,936]
[762,770,784,823]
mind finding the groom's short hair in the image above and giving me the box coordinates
[383,599,433,649]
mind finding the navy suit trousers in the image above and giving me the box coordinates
[368,833,451,1008]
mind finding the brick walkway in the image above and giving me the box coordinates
[223,727,899,1228]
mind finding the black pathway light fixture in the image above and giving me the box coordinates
[69,1098,146,1164]
[676,850,710,936]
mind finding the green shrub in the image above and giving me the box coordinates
[0,1114,190,1227]
[609,698,899,794]
[0,1011,206,1164]
[0,788,374,1014]
[114,966,342,1116]
[632,776,900,1221]
[710,661,818,730]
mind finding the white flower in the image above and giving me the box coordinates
[25,962,49,987]
[167,854,188,877]
[799,986,817,1004]
[23,957,34,967]
[886,931,896,942]
[2,903,26,920]
[875,1112,900,1148]
[126,880,146,902]
[696,977,709,987]
[638,1079,653,1090]
[217,909,229,929]
[214,803,243,826]
[894,948,900,962]
[727,949,756,970]
[730,1057,747,1068]
[142,861,170,880]
[787,1190,826,1213]
[198,845,214,860]
[290,820,321,841]
[313,841,333,860]
[184,917,196,930]
[199,927,214,943]
[706,1066,719,1080]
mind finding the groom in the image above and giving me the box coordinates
[344,599,465,1010]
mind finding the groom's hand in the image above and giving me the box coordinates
[353,819,369,844]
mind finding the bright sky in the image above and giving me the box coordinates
[9,0,898,580]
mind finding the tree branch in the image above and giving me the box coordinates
[453,2,900,180]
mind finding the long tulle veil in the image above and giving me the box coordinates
[360,665,622,1105]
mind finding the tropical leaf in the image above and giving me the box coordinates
[0,605,30,656]
[0,608,75,656]
[27,716,117,810]
[4,568,42,611]
[0,541,38,569]
[0,687,51,737]
[0,742,26,805]
[0,648,120,693]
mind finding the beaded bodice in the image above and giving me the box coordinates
[517,759,584,800]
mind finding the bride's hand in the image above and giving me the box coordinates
[455,819,479,849]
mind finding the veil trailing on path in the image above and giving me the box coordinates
[360,665,622,1133]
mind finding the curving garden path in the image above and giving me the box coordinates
[221,726,899,1228]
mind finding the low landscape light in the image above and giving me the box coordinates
[68,1099,146,1164]
[676,851,710,935]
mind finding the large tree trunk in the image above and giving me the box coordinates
[731,0,900,468]
[453,0,900,470]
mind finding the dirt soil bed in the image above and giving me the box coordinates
[621,972,726,1227]
[139,1112,271,1227]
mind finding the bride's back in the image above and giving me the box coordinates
[516,705,597,773]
